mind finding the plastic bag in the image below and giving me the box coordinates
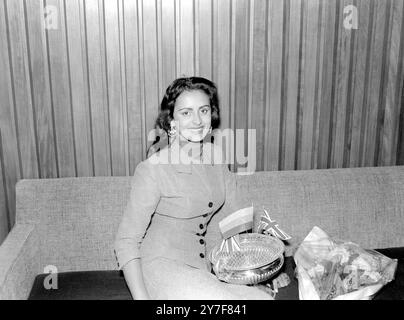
[294,226,398,300]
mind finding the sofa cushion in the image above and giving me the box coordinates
[28,270,131,300]
[28,248,404,300]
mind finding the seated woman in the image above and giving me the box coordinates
[114,77,272,300]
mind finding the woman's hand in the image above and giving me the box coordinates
[122,259,151,300]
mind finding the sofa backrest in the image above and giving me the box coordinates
[15,165,404,272]
[16,177,131,272]
[236,165,404,255]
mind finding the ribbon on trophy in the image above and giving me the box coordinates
[256,207,292,241]
[217,205,254,254]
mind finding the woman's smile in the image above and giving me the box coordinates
[173,90,212,143]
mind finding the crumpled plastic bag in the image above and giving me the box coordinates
[294,226,398,300]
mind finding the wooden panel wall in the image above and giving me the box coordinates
[1,0,404,244]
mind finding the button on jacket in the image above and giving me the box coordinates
[114,142,242,271]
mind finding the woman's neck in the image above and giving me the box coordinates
[176,137,204,162]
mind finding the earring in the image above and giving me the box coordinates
[168,124,176,137]
[208,127,212,134]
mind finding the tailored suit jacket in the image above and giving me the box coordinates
[114,141,241,271]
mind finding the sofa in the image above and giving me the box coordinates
[0,165,403,300]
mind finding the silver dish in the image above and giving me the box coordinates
[209,233,285,285]
[214,255,285,285]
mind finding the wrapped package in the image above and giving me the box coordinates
[294,226,398,300]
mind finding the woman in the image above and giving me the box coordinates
[114,77,272,300]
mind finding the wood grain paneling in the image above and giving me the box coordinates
[0,129,10,244]
[265,0,284,171]
[284,0,302,170]
[1,0,404,244]
[159,0,176,93]
[317,0,337,169]
[46,0,76,177]
[85,0,111,176]
[234,0,249,170]
[177,0,195,76]
[331,0,351,169]
[104,0,127,176]
[123,0,143,174]
[196,0,213,79]
[6,0,39,179]
[140,0,159,161]
[299,0,320,170]
[380,0,404,166]
[349,0,371,168]
[250,0,267,171]
[364,0,387,167]
[212,0,232,161]
[65,0,93,177]
[26,0,58,179]
[0,0,20,234]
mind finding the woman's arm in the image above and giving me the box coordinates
[114,160,161,299]
[122,259,150,300]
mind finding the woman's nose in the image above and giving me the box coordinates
[192,113,202,125]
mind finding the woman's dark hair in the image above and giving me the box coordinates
[156,76,221,132]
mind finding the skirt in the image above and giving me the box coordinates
[141,256,273,300]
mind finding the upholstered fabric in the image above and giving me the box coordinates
[237,166,404,256]
[0,224,40,299]
[1,165,403,299]
[15,176,130,273]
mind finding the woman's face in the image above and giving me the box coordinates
[172,90,212,143]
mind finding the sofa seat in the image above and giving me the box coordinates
[28,248,404,300]
[28,270,131,300]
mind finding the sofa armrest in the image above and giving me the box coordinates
[0,224,40,299]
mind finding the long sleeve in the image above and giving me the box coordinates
[205,164,244,255]
[114,160,161,270]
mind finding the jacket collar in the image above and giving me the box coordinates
[148,134,225,174]
[168,139,217,174]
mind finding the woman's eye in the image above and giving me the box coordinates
[182,111,190,116]
[201,108,210,114]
